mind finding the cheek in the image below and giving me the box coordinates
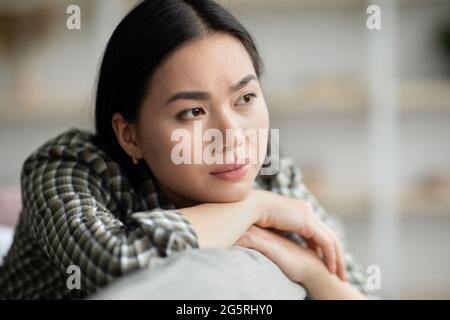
[135,99,270,203]
[139,125,207,182]
[245,100,270,164]
[141,126,172,163]
[137,122,180,182]
[250,99,270,130]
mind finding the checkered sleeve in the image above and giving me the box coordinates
[267,157,378,299]
[21,145,199,295]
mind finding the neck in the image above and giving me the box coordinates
[158,184,200,209]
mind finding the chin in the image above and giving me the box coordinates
[202,182,252,203]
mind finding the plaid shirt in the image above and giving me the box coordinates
[0,128,374,299]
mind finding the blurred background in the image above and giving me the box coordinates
[0,0,449,299]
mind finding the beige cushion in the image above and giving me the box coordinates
[92,246,307,300]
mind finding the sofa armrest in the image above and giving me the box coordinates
[91,246,307,300]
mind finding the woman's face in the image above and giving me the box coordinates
[136,32,269,207]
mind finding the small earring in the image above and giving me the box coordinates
[131,154,140,165]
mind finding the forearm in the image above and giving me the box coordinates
[179,192,262,249]
[305,271,368,300]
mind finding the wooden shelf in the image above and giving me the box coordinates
[306,174,450,219]
[1,79,447,123]
[400,79,450,114]
[266,79,450,117]
[0,91,92,124]
[315,190,450,219]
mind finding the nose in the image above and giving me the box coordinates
[214,109,245,154]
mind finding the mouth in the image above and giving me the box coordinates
[209,158,250,181]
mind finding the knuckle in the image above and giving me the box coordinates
[325,237,334,249]
[329,232,339,243]
[302,201,313,214]
[300,223,313,238]
[325,228,339,243]
[244,233,258,244]
[248,225,264,237]
[303,212,314,226]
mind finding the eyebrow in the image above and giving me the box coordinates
[165,74,257,104]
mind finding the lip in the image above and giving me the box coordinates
[210,159,250,181]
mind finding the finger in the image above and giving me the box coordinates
[317,220,347,281]
[301,217,336,275]
[266,227,287,238]
[235,230,278,260]
[305,238,322,257]
[299,202,337,275]
[253,226,289,242]
[250,226,298,251]
[247,225,284,243]
[329,228,347,281]
[335,237,347,281]
[328,229,346,281]
[250,226,335,276]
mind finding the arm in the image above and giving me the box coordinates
[22,151,198,296]
[304,268,367,300]
[181,188,345,280]
[235,225,366,300]
[262,157,374,297]
[179,194,262,249]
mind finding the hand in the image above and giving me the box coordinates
[235,225,329,284]
[250,189,347,281]
[235,226,367,300]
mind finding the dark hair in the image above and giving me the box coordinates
[95,0,264,181]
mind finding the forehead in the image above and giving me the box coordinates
[149,33,256,97]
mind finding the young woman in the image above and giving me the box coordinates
[0,0,371,299]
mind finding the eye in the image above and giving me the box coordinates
[236,93,257,106]
[177,107,205,120]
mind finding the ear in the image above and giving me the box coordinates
[111,112,143,162]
